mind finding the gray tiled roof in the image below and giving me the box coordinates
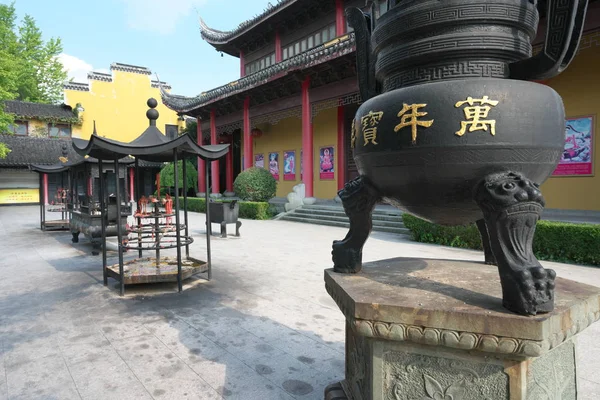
[0,135,83,167]
[3,100,75,120]
[200,0,296,44]
[160,33,356,113]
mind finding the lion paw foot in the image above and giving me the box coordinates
[332,241,362,274]
[502,266,556,315]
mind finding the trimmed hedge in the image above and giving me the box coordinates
[185,197,274,220]
[403,214,600,266]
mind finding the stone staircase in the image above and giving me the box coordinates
[280,204,410,236]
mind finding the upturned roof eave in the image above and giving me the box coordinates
[199,0,298,49]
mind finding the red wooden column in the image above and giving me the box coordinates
[243,97,252,170]
[210,110,220,194]
[197,117,206,193]
[302,77,314,197]
[43,173,49,205]
[226,148,234,192]
[129,168,134,202]
[335,0,346,36]
[275,30,282,63]
[337,105,346,190]
[240,50,245,78]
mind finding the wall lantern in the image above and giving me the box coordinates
[251,128,263,138]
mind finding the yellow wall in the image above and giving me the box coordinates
[249,107,339,199]
[65,69,183,142]
[541,43,600,211]
[252,116,303,198]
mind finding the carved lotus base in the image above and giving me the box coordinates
[324,258,600,400]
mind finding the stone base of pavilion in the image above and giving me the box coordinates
[324,258,600,400]
[106,256,208,285]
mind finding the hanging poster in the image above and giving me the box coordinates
[283,150,296,181]
[553,116,594,176]
[319,145,335,180]
[254,154,264,168]
[269,152,280,180]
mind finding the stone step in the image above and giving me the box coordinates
[292,211,405,228]
[280,215,410,235]
[302,204,403,217]
[294,208,404,223]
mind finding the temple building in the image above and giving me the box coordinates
[160,0,599,214]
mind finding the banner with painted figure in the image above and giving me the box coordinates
[269,152,280,180]
[283,150,296,181]
[254,154,264,168]
[553,116,594,176]
[319,146,335,180]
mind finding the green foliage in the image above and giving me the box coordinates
[185,198,274,220]
[233,167,277,202]
[402,214,600,266]
[159,160,198,192]
[0,2,69,157]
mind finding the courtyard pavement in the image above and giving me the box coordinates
[0,206,599,400]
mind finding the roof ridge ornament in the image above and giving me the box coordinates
[146,98,159,127]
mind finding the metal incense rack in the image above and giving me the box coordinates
[71,98,229,295]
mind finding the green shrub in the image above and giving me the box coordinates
[402,214,600,266]
[233,167,277,202]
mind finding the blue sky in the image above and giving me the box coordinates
[5,0,276,97]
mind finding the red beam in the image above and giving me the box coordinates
[302,77,313,197]
[335,0,346,36]
[197,117,206,193]
[337,105,346,190]
[243,97,252,170]
[275,30,282,63]
[210,110,220,194]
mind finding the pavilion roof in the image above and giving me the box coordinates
[72,99,229,163]
[160,33,355,115]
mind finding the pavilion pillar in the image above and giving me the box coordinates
[197,117,206,194]
[129,168,134,202]
[243,97,252,170]
[43,173,49,205]
[302,77,314,197]
[337,105,346,190]
[240,50,245,78]
[210,110,220,194]
[335,0,346,36]
[275,29,282,63]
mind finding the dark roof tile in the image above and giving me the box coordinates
[3,100,75,120]
[0,134,83,167]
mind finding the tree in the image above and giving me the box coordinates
[159,160,198,194]
[0,2,68,158]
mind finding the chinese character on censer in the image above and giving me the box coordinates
[454,96,499,137]
[360,111,384,146]
[394,103,434,144]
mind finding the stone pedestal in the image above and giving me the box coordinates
[324,258,600,400]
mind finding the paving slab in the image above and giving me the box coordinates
[0,206,599,400]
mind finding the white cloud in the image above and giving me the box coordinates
[58,53,94,83]
[118,0,208,35]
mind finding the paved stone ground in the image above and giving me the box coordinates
[0,206,599,400]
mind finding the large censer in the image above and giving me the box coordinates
[332,0,589,315]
